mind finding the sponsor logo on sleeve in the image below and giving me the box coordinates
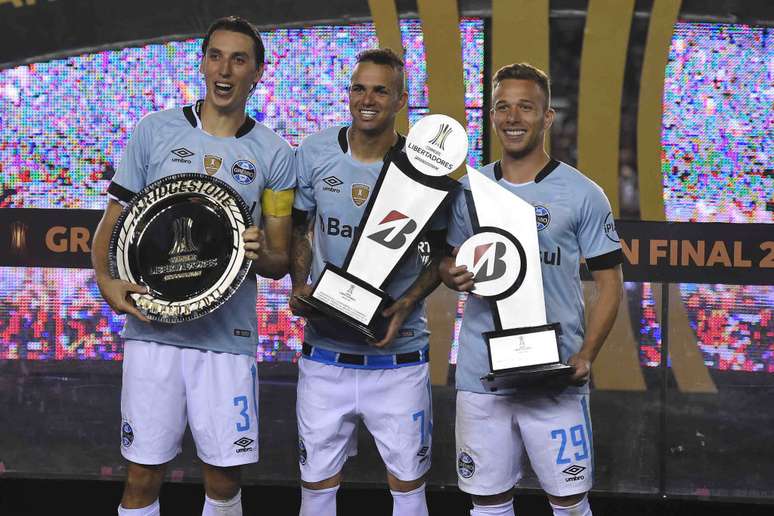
[604,212,620,242]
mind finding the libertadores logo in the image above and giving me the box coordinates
[428,123,453,150]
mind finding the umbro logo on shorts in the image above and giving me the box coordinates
[298,438,307,465]
[457,451,475,479]
[234,437,255,453]
[562,464,586,482]
[121,422,134,448]
[417,445,430,464]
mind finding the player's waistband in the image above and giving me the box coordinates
[301,342,429,370]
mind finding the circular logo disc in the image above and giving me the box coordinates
[109,173,253,323]
[455,229,526,298]
[405,114,468,177]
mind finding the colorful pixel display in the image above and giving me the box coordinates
[651,23,772,372]
[0,19,483,361]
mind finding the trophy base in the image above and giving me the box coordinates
[296,294,389,341]
[480,363,574,392]
[298,263,392,342]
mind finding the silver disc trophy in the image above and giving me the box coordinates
[455,167,572,390]
[297,114,468,340]
[109,173,253,323]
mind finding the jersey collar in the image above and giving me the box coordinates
[182,100,256,138]
[493,158,560,183]
[337,126,406,161]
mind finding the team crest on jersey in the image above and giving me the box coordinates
[121,421,134,448]
[351,183,370,207]
[535,205,551,231]
[231,160,256,184]
[298,438,307,465]
[603,212,619,242]
[204,154,222,176]
[457,451,475,478]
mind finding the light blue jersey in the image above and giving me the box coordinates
[108,101,296,357]
[448,160,622,394]
[294,126,446,357]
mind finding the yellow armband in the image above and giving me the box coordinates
[261,188,294,217]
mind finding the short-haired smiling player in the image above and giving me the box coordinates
[91,16,295,516]
[441,63,623,516]
[289,48,446,516]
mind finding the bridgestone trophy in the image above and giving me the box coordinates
[455,167,572,391]
[109,173,253,323]
[297,114,468,340]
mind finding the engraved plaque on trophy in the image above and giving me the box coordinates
[109,173,253,323]
[455,167,572,390]
[297,114,468,340]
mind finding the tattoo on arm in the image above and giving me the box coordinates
[290,221,313,289]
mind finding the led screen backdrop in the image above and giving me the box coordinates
[0,19,484,361]
[0,21,771,372]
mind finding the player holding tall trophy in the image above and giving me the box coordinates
[441,63,623,516]
[289,48,466,516]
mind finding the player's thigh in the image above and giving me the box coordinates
[120,340,187,465]
[455,390,525,496]
[296,358,359,482]
[359,363,432,482]
[184,350,259,468]
[516,393,594,497]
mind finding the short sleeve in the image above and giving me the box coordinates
[577,183,621,261]
[292,141,317,214]
[266,140,296,193]
[446,185,473,248]
[108,115,152,204]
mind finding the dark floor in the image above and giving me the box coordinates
[1,479,773,516]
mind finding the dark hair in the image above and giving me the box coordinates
[355,48,405,94]
[492,63,551,109]
[201,16,265,68]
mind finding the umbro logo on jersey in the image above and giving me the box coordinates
[322,176,343,193]
[234,437,255,453]
[366,210,417,250]
[562,464,586,482]
[171,147,194,163]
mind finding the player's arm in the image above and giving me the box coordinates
[288,208,315,315]
[371,229,445,348]
[91,199,149,322]
[567,262,623,385]
[439,186,474,292]
[244,188,294,280]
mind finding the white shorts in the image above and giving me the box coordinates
[296,357,432,483]
[120,339,259,467]
[455,390,593,497]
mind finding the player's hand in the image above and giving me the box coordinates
[289,284,315,317]
[97,277,150,323]
[439,250,474,292]
[566,353,592,385]
[243,225,265,261]
[370,297,415,348]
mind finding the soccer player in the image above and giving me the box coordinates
[289,48,445,516]
[440,63,623,516]
[91,16,295,516]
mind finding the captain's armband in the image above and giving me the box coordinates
[261,189,294,217]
